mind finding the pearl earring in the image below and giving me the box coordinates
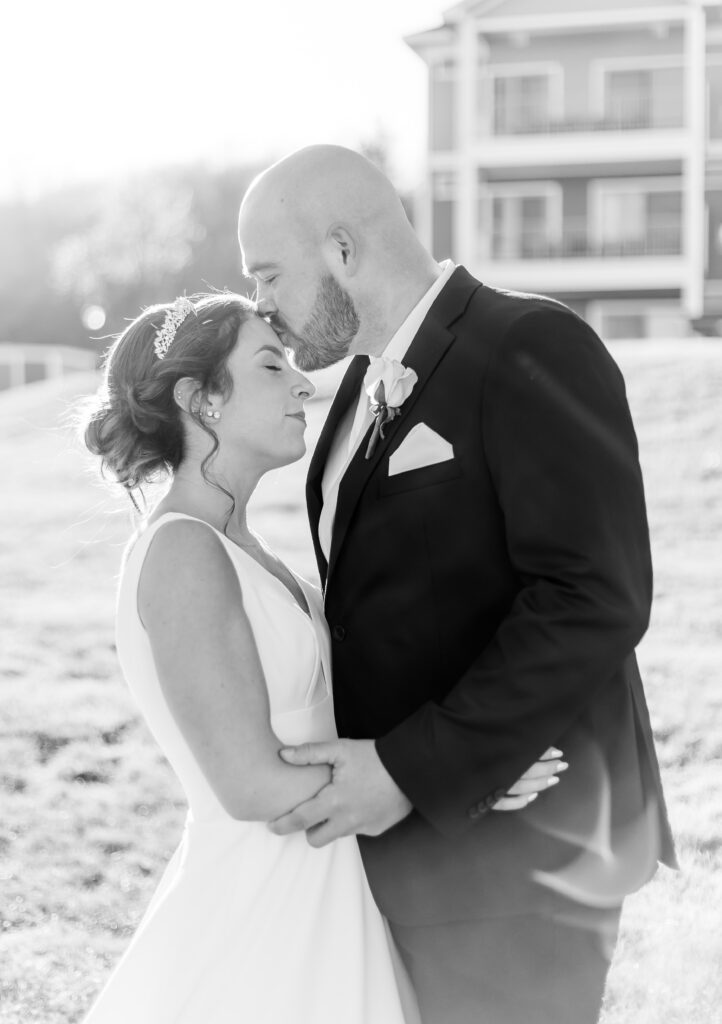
[206,409,221,420]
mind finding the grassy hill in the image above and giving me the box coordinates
[0,342,720,1023]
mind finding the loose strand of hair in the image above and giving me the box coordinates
[197,415,236,535]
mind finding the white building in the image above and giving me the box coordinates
[406,0,722,338]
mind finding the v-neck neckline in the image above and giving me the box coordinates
[141,512,312,620]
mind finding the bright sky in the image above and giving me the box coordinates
[3,0,449,200]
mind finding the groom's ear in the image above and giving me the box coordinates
[326,225,357,275]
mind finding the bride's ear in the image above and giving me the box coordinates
[173,377,202,415]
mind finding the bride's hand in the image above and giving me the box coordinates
[492,747,568,812]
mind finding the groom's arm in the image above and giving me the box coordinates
[374,306,653,838]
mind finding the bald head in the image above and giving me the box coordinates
[238,145,440,361]
[240,145,410,251]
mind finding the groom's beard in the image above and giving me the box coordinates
[277,274,360,372]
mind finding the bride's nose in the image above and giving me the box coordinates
[291,375,315,401]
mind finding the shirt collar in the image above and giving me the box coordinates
[382,259,456,365]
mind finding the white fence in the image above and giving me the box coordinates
[0,343,98,391]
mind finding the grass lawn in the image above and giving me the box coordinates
[0,340,720,1023]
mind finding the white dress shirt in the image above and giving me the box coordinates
[318,260,456,563]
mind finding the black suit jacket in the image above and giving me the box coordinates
[306,267,676,925]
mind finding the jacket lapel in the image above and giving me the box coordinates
[326,267,482,584]
[306,354,369,584]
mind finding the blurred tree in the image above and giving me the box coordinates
[360,131,392,178]
[0,187,91,350]
[0,151,413,353]
[52,179,204,319]
[361,132,414,225]
[0,163,261,351]
[183,165,260,298]
[51,166,261,340]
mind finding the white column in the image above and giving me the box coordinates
[413,176,433,253]
[10,351,25,388]
[47,350,65,379]
[454,15,477,266]
[684,3,707,322]
[414,58,434,254]
[476,36,492,268]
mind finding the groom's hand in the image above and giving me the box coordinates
[268,739,412,847]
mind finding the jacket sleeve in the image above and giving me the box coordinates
[374,307,653,838]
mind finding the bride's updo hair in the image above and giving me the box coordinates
[83,292,256,503]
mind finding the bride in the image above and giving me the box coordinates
[80,291,558,1023]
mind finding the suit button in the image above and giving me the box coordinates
[332,625,346,641]
[467,803,484,820]
[492,788,507,804]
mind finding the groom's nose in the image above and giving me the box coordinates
[256,295,276,317]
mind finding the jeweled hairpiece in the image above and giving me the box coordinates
[153,296,195,359]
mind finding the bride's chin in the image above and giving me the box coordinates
[268,441,307,470]
[286,440,307,464]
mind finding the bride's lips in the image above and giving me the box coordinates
[286,412,306,425]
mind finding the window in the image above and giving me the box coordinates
[602,310,647,340]
[605,70,650,127]
[603,64,684,129]
[592,180,682,256]
[488,186,561,259]
[591,301,688,340]
[433,171,458,202]
[432,172,457,260]
[489,68,560,135]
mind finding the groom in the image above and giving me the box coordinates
[238,146,676,1024]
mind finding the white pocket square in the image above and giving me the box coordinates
[388,423,454,476]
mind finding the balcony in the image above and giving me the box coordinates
[492,108,684,137]
[491,225,682,260]
[463,96,688,168]
[480,223,685,294]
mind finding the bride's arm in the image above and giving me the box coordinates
[138,519,331,821]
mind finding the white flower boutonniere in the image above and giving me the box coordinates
[363,357,418,460]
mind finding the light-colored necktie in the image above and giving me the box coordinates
[319,362,389,563]
[347,392,374,456]
[319,356,403,564]
[318,399,372,563]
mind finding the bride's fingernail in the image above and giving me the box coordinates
[558,762,569,771]
[547,776,560,787]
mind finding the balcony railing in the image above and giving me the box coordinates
[491,225,682,260]
[490,100,684,136]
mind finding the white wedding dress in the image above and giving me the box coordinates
[83,512,417,1024]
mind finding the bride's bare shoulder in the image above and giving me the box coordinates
[137,518,241,628]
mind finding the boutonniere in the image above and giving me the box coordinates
[363,358,418,460]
